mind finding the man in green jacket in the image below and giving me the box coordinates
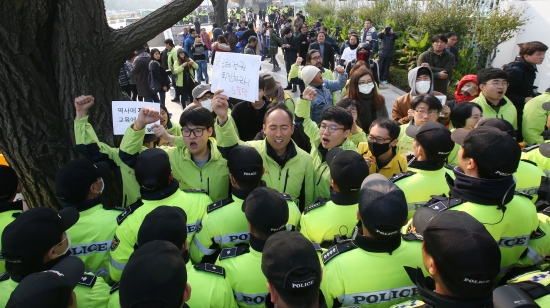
[211,89,315,210]
[417,34,455,95]
[522,88,550,145]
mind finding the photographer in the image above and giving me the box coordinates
[378,24,399,85]
[296,23,310,65]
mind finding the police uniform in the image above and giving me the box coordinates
[516,207,550,268]
[515,159,546,203]
[108,181,211,282]
[521,143,550,173]
[357,143,408,179]
[494,269,550,307]
[396,123,414,156]
[190,190,301,264]
[0,200,22,273]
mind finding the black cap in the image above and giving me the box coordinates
[2,207,79,264]
[243,187,289,233]
[55,158,110,201]
[476,118,516,138]
[120,240,187,308]
[262,231,321,290]
[134,148,171,190]
[137,206,188,250]
[0,165,18,201]
[451,126,520,177]
[359,174,408,237]
[406,122,454,160]
[6,256,85,308]
[228,146,263,183]
[326,148,369,194]
[423,211,501,298]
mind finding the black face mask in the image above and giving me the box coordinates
[368,141,391,157]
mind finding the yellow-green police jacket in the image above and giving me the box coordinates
[501,269,550,307]
[516,211,550,268]
[0,201,22,273]
[295,98,366,200]
[522,91,550,146]
[65,200,121,281]
[214,115,315,209]
[119,124,230,202]
[522,143,550,173]
[190,192,301,264]
[0,271,110,308]
[108,181,211,282]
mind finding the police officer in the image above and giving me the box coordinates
[190,146,301,264]
[6,256,85,308]
[0,165,24,273]
[0,207,110,307]
[109,206,238,308]
[391,122,455,217]
[300,148,369,246]
[521,142,550,173]
[119,240,191,308]
[494,266,550,307]
[417,126,538,278]
[109,148,211,282]
[55,158,121,279]
[262,231,326,308]
[320,174,424,307]
[217,187,289,307]
[393,210,500,307]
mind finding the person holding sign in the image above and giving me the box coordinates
[211,89,314,211]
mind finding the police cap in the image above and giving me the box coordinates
[476,118,516,138]
[137,206,188,250]
[228,146,263,183]
[326,148,369,194]
[358,174,407,238]
[2,207,79,265]
[0,165,18,201]
[134,148,171,190]
[120,240,187,308]
[406,122,454,161]
[6,256,85,308]
[55,158,110,201]
[242,187,289,233]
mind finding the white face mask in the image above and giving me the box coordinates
[415,80,431,94]
[201,99,213,112]
[57,233,71,258]
[359,83,374,94]
[96,178,105,195]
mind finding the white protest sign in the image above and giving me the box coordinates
[163,28,174,41]
[112,101,160,135]
[210,52,260,103]
[435,95,447,117]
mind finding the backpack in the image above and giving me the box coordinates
[227,32,238,48]
[148,61,162,93]
[502,60,525,83]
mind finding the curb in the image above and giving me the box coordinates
[383,83,407,96]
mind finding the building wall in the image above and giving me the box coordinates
[493,0,550,92]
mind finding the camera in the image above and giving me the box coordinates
[385,25,392,34]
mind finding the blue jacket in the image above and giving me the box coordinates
[309,71,347,124]
[184,36,196,59]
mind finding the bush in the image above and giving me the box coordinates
[388,67,410,93]
[357,0,420,31]
[416,0,476,41]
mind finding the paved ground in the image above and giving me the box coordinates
[162,52,405,122]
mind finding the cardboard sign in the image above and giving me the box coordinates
[112,101,160,135]
[210,52,260,103]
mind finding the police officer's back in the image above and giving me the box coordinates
[392,122,455,218]
[217,187,290,308]
[320,174,424,307]
[300,148,369,246]
[191,146,301,264]
[0,166,24,273]
[109,148,211,282]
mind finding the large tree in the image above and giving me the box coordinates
[212,0,229,26]
[0,0,202,209]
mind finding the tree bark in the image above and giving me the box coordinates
[0,0,203,209]
[212,0,229,27]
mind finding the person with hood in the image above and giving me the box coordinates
[344,42,380,85]
[377,24,399,85]
[417,34,456,95]
[392,66,450,125]
[340,29,358,55]
[288,49,337,96]
[447,74,479,110]
[340,34,359,65]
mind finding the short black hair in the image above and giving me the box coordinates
[272,282,320,307]
[477,68,508,85]
[336,97,358,110]
[264,103,294,124]
[321,107,353,131]
[283,27,292,35]
[189,29,196,35]
[213,23,219,28]
[248,23,254,29]
[411,94,442,112]
[164,39,174,47]
[365,18,372,23]
[306,49,321,64]
[223,22,228,26]
[248,36,258,44]
[446,32,457,39]
[369,118,400,140]
[450,102,482,129]
[268,24,274,29]
[316,32,326,39]
[259,75,266,90]
[432,34,448,44]
[179,105,215,129]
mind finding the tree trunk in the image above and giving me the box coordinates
[238,0,246,9]
[213,0,228,27]
[0,0,203,209]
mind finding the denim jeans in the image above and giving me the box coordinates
[158,90,166,106]
[196,60,209,84]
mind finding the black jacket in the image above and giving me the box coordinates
[231,98,270,141]
[309,42,335,70]
[295,33,310,64]
[377,31,399,57]
[283,34,299,63]
[505,57,538,105]
[150,60,170,88]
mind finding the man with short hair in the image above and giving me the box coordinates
[446,32,459,66]
[472,67,518,129]
[318,26,340,55]
[190,146,300,264]
[377,24,399,84]
[320,174,424,307]
[417,34,455,95]
[212,23,223,42]
[132,45,158,102]
[300,148,369,246]
[163,38,178,88]
[184,28,197,59]
[360,19,378,50]
[0,165,24,273]
[262,231,325,308]
[309,32,335,71]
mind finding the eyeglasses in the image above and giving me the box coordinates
[414,109,439,116]
[367,134,392,144]
[488,81,509,88]
[319,123,344,133]
[182,127,207,137]
[311,56,322,61]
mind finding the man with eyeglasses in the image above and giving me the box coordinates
[119,102,230,203]
[418,34,455,95]
[472,68,518,130]
[0,207,111,307]
[357,118,408,179]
